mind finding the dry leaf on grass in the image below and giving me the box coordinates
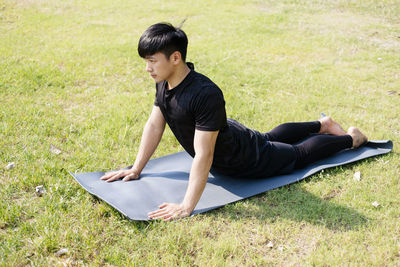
[372,201,380,208]
[5,162,15,170]
[50,144,62,155]
[55,248,68,257]
[353,171,361,181]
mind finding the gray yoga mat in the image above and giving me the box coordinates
[69,140,393,221]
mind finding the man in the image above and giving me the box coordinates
[100,23,368,221]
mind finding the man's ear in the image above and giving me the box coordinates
[170,51,182,65]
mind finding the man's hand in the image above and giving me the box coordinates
[148,203,191,221]
[101,106,165,183]
[100,168,139,183]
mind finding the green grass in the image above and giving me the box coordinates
[1,0,399,265]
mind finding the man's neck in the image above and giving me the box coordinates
[167,63,191,90]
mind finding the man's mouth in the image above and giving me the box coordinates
[151,74,157,78]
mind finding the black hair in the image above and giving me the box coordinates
[138,22,188,61]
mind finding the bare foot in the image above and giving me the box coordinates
[348,127,368,148]
[319,117,347,136]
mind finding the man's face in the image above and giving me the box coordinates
[144,52,174,83]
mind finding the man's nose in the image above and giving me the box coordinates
[145,63,152,72]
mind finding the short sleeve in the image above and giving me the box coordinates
[193,87,227,131]
[154,82,164,107]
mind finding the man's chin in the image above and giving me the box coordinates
[151,76,162,83]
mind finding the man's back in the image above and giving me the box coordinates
[154,63,297,178]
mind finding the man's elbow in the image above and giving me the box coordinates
[195,150,214,165]
[145,119,165,134]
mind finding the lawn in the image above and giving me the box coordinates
[1,0,399,265]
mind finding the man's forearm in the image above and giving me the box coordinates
[147,129,218,220]
[132,120,165,173]
[181,152,213,213]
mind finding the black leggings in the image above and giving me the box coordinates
[264,121,353,169]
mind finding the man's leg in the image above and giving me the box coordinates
[265,117,347,144]
[293,127,368,169]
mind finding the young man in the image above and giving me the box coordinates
[100,23,368,221]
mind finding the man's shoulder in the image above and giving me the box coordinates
[191,71,216,87]
[190,71,223,96]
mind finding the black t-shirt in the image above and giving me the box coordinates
[154,63,296,178]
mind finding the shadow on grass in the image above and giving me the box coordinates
[210,182,369,231]
[206,154,396,231]
[117,182,369,232]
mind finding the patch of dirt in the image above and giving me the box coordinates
[322,188,343,201]
[281,229,323,265]
[257,2,287,14]
[10,0,47,8]
[301,11,399,50]
[11,0,79,16]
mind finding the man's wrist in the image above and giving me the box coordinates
[180,203,194,216]
[130,166,141,176]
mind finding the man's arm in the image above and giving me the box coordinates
[148,129,218,221]
[100,105,166,182]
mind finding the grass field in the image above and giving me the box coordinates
[1,0,399,265]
